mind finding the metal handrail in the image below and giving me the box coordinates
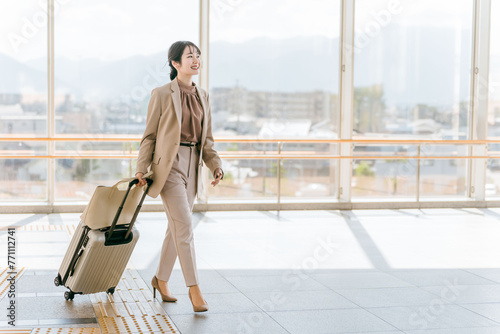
[0,136,500,144]
[0,154,492,160]
[1,137,496,160]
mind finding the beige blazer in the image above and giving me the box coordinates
[135,77,222,198]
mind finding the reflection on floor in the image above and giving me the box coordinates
[1,209,500,333]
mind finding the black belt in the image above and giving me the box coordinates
[180,142,198,147]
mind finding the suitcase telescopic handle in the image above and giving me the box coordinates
[128,177,153,188]
[106,177,153,243]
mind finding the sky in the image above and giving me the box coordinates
[0,0,498,62]
[0,0,199,61]
[209,0,341,43]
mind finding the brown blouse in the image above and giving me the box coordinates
[178,79,204,143]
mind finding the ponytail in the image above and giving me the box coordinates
[169,62,178,80]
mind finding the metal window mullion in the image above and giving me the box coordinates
[338,0,355,202]
[469,0,491,201]
[47,0,55,206]
[198,0,209,203]
[199,0,209,90]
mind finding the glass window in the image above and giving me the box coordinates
[0,0,47,136]
[0,1,48,200]
[353,0,473,200]
[419,145,468,199]
[53,0,199,200]
[210,0,341,202]
[354,0,473,139]
[54,0,199,135]
[352,144,417,200]
[207,158,278,202]
[486,0,500,198]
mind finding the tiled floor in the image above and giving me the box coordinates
[1,209,500,333]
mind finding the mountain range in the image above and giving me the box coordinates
[1,29,499,107]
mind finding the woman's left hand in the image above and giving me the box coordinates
[211,168,224,187]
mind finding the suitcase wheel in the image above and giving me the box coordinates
[54,275,61,287]
[107,287,115,295]
[64,290,75,301]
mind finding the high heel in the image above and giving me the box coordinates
[189,289,209,312]
[151,276,177,302]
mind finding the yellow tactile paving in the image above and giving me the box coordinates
[0,243,177,333]
[0,329,32,333]
[0,267,26,299]
[0,223,78,236]
[91,267,179,334]
[93,299,167,319]
[98,314,176,334]
[30,328,101,333]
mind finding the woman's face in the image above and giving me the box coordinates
[174,45,201,76]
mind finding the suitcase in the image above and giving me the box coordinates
[54,177,153,300]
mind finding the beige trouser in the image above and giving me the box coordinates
[156,144,200,287]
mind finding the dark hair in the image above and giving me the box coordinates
[168,41,201,81]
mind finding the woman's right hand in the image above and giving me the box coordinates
[135,172,147,186]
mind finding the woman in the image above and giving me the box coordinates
[135,41,223,312]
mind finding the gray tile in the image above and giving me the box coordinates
[18,232,70,244]
[333,332,403,334]
[17,274,63,293]
[170,311,289,334]
[244,289,358,311]
[0,319,38,327]
[334,332,403,334]
[387,270,497,287]
[22,270,36,276]
[37,296,95,319]
[217,269,289,277]
[0,296,39,320]
[465,269,500,284]
[460,303,500,323]
[404,327,500,334]
[7,210,500,334]
[36,292,63,297]
[37,322,100,328]
[35,270,60,276]
[302,268,391,275]
[161,292,261,315]
[267,308,397,333]
[309,271,413,289]
[225,274,328,293]
[166,270,240,294]
[18,293,37,298]
[335,287,448,308]
[366,304,498,331]
[422,285,500,304]
[38,317,98,326]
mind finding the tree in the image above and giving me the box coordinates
[353,84,386,133]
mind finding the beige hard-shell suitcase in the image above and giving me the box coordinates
[54,177,152,300]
